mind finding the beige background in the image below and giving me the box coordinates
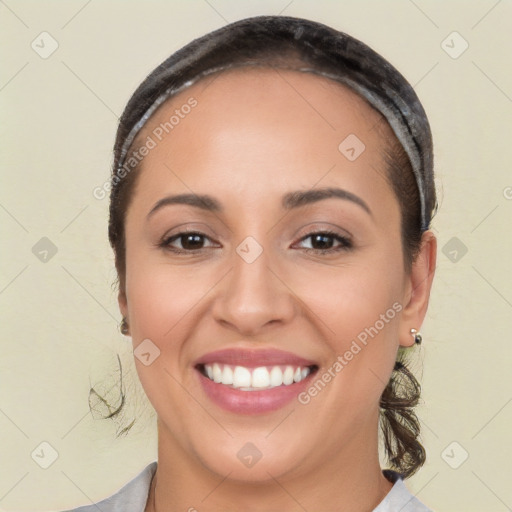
[1,1,511,510]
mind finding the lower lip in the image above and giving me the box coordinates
[196,367,317,415]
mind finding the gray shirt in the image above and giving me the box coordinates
[63,461,433,511]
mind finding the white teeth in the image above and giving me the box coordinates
[212,363,222,383]
[283,366,294,385]
[251,367,270,388]
[269,366,283,387]
[233,366,251,388]
[222,365,233,385]
[202,363,312,390]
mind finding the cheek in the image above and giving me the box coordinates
[332,271,400,338]
[293,254,403,337]
[292,255,404,405]
[125,258,209,340]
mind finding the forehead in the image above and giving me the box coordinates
[137,67,392,164]
[143,66,388,140]
[127,67,398,220]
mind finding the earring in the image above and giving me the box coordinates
[410,328,422,345]
[120,317,130,336]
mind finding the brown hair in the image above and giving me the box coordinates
[98,15,437,479]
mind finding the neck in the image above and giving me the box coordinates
[145,418,394,512]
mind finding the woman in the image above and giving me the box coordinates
[66,14,437,512]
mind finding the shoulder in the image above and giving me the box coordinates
[60,460,157,512]
[373,469,434,512]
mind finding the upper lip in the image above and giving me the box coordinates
[194,347,318,368]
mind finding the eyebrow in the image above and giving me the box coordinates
[146,187,372,219]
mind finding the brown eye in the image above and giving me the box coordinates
[296,231,352,254]
[161,231,216,253]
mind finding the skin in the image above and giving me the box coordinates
[117,67,437,512]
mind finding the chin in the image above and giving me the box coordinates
[194,437,309,483]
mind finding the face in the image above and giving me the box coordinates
[119,67,428,482]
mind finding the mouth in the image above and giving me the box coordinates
[193,347,319,414]
[196,362,319,391]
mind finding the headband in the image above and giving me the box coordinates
[115,16,434,231]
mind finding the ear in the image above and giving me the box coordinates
[118,288,128,321]
[399,230,437,347]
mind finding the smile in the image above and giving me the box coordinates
[199,363,315,390]
[193,347,320,414]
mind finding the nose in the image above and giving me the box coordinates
[211,242,297,336]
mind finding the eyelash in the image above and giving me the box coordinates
[159,230,353,255]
